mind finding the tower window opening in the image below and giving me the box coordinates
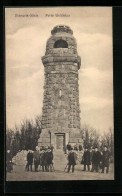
[54,39,68,48]
[59,89,62,97]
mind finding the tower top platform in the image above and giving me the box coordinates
[51,25,73,35]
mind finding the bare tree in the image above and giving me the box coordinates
[101,127,114,154]
[80,124,100,148]
[6,115,42,157]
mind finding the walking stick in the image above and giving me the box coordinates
[64,163,68,172]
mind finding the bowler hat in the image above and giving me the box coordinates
[94,146,98,149]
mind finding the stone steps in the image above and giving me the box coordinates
[53,150,67,169]
[53,151,66,159]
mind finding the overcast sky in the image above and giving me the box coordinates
[6,7,113,135]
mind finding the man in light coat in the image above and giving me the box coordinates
[33,146,40,172]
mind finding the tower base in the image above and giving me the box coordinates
[38,130,83,150]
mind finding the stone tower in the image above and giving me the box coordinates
[38,25,82,149]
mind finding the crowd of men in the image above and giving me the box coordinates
[26,146,54,172]
[6,143,112,175]
[66,144,111,174]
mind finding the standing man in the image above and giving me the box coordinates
[33,146,40,172]
[90,147,95,172]
[40,147,45,172]
[44,146,49,172]
[46,146,54,172]
[82,146,91,171]
[67,147,77,173]
[27,149,33,171]
[91,146,101,172]
[101,145,111,174]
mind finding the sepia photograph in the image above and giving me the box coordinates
[5,7,114,181]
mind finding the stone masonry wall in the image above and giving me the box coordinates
[41,60,81,134]
[38,25,82,146]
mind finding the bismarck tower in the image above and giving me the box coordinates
[38,25,82,149]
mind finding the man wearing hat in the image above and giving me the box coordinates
[101,145,111,174]
[90,147,95,172]
[44,146,49,172]
[46,146,54,172]
[27,149,33,172]
[33,146,40,172]
[40,147,45,172]
[82,146,91,171]
[66,142,72,153]
[67,147,77,173]
[91,146,101,172]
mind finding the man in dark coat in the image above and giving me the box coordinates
[101,146,111,173]
[40,147,45,172]
[27,150,33,171]
[46,147,54,172]
[44,146,49,172]
[33,146,40,172]
[67,147,77,173]
[90,147,95,172]
[82,147,91,171]
[91,147,101,172]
